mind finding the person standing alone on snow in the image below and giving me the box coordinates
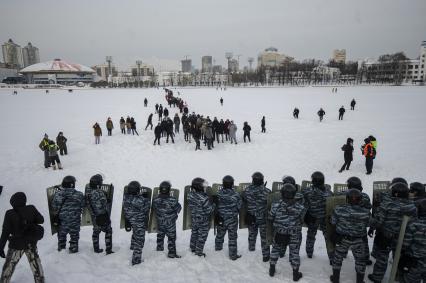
[338,106,345,120]
[220,97,223,106]
[106,117,114,136]
[261,116,266,133]
[293,108,300,119]
[93,123,102,144]
[339,138,353,173]
[351,99,356,110]
[318,108,325,122]
[243,122,251,142]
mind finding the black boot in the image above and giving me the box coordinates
[367,274,380,283]
[168,252,181,258]
[356,273,365,283]
[269,264,275,277]
[94,248,104,253]
[330,268,340,283]
[230,255,241,261]
[293,268,303,282]
[263,255,270,262]
[106,249,114,255]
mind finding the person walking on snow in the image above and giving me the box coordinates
[317,108,325,122]
[56,132,68,155]
[338,106,345,120]
[339,138,353,173]
[261,116,266,133]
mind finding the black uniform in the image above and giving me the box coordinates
[154,124,162,145]
[293,108,299,119]
[350,99,356,110]
[261,117,266,133]
[145,114,153,130]
[243,123,251,142]
[338,107,345,120]
[0,193,45,283]
[339,138,353,172]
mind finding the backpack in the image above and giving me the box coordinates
[15,209,44,243]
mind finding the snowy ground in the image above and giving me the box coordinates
[0,86,425,283]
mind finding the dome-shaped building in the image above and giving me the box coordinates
[20,58,95,85]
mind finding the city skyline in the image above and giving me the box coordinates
[1,0,425,71]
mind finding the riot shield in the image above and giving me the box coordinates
[82,183,114,227]
[388,216,410,283]
[237,182,251,229]
[325,195,347,254]
[182,185,214,230]
[183,186,192,231]
[372,181,391,217]
[266,191,283,245]
[119,186,152,229]
[46,185,62,235]
[333,183,348,195]
[148,187,179,233]
[301,180,331,191]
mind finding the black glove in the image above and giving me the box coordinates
[211,195,219,205]
[0,249,5,258]
[124,218,132,232]
[368,228,375,238]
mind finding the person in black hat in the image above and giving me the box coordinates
[0,192,45,282]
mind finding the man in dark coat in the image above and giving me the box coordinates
[261,116,266,133]
[0,192,45,283]
[56,132,68,155]
[154,123,162,145]
[339,138,354,173]
[145,113,153,130]
[338,106,345,120]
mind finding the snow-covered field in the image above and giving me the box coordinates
[0,86,425,283]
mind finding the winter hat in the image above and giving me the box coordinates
[10,192,27,208]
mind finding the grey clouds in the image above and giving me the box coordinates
[1,0,425,70]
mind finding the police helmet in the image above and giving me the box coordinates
[252,172,264,186]
[62,175,76,189]
[222,175,234,189]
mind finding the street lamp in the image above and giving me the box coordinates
[136,60,142,87]
[225,52,233,86]
[106,56,112,87]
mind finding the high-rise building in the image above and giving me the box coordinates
[2,39,23,68]
[92,64,118,81]
[22,42,40,67]
[257,47,293,68]
[228,59,239,73]
[332,49,346,63]
[212,65,222,74]
[201,56,212,73]
[420,41,426,81]
[181,59,192,73]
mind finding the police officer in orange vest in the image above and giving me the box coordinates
[361,138,375,175]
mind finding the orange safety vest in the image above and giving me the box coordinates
[364,143,373,157]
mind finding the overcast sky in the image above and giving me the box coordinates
[1,0,425,71]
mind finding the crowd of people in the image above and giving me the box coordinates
[1,172,425,283]
[150,89,256,149]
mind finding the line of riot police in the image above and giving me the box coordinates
[43,173,426,283]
